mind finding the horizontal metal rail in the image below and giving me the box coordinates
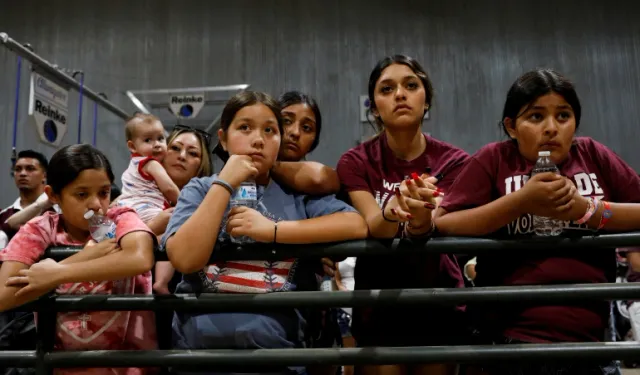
[0,32,130,120]
[1,343,639,368]
[44,231,640,262]
[0,351,36,367]
[20,233,640,373]
[13,283,640,312]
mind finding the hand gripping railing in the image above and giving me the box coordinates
[3,232,640,373]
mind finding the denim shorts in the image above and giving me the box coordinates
[171,310,306,375]
[337,309,352,338]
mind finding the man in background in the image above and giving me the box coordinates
[0,150,48,248]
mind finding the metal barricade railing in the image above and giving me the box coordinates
[43,231,640,261]
[15,283,640,312]
[3,343,640,369]
[3,233,640,373]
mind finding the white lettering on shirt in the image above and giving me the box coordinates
[375,179,401,208]
[503,172,604,235]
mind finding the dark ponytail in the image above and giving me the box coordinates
[278,91,322,152]
[500,69,582,138]
[48,144,114,194]
[213,90,282,163]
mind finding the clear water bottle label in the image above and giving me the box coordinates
[90,222,116,242]
[320,276,335,291]
[229,182,258,244]
[104,223,116,239]
[234,184,257,200]
[531,152,563,236]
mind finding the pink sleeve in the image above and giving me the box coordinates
[0,216,51,265]
[125,272,157,351]
[107,207,155,245]
[440,154,496,213]
[337,150,371,193]
[112,208,158,351]
[590,139,640,203]
[137,156,156,181]
[125,310,158,350]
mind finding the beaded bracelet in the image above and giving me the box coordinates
[404,220,436,238]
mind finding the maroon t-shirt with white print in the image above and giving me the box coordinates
[441,137,640,343]
[337,133,469,346]
[337,132,469,341]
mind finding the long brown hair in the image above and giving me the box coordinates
[166,128,212,177]
[213,90,283,162]
[367,55,434,132]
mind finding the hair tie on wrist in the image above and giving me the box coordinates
[273,221,278,243]
[381,206,398,223]
[212,178,234,195]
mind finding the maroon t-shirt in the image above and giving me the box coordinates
[0,207,20,242]
[337,132,469,290]
[337,132,470,343]
[0,202,56,243]
[441,137,640,343]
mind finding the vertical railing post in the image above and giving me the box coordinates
[10,55,22,175]
[35,297,56,375]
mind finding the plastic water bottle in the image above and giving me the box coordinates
[84,210,116,242]
[531,151,564,236]
[229,181,258,244]
[320,275,336,292]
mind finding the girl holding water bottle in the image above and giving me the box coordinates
[0,144,157,375]
[162,90,368,375]
[435,69,640,375]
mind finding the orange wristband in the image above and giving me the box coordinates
[597,201,612,230]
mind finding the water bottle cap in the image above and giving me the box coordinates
[538,151,551,157]
[83,210,95,220]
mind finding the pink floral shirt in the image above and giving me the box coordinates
[0,206,157,375]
